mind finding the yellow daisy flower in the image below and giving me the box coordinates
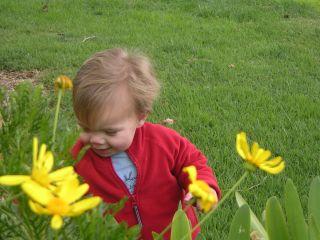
[22,178,101,230]
[236,132,285,174]
[54,75,73,90]
[183,166,217,213]
[0,137,75,188]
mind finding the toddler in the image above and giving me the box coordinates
[71,48,221,240]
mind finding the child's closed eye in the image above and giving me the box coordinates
[103,127,122,136]
[104,130,118,136]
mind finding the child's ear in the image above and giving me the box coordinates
[137,113,148,127]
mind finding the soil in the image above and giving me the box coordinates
[0,70,40,91]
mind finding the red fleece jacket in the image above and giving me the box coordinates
[71,122,221,240]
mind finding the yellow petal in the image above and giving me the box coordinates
[37,144,47,168]
[21,181,53,205]
[264,156,283,167]
[199,201,210,213]
[48,184,57,192]
[259,161,285,174]
[194,180,211,192]
[54,174,78,189]
[0,175,30,186]
[33,137,38,166]
[196,189,216,213]
[49,166,75,182]
[188,179,217,213]
[183,166,197,182]
[70,197,101,215]
[57,177,79,199]
[51,215,63,230]
[64,183,89,204]
[199,197,215,213]
[43,152,54,173]
[254,149,271,165]
[29,200,50,215]
[236,132,250,159]
[251,142,260,157]
[189,183,208,200]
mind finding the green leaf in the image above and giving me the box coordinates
[235,192,269,240]
[309,177,320,227]
[228,204,250,240]
[152,231,163,240]
[170,209,192,240]
[284,179,308,240]
[309,214,320,240]
[266,196,290,240]
[104,214,119,226]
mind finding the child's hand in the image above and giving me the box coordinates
[79,132,91,145]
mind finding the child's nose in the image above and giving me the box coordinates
[89,135,106,145]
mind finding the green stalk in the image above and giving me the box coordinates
[52,89,62,147]
[182,171,249,240]
[53,229,59,240]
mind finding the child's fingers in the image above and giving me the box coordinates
[184,192,193,202]
[79,132,90,145]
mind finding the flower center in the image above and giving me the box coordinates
[32,168,50,187]
[247,154,253,162]
[47,197,70,215]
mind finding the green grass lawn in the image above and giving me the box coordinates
[1,0,320,239]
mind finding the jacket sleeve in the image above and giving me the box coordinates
[171,133,221,199]
[70,139,85,161]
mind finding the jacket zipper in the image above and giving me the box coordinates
[108,154,143,226]
[132,194,142,226]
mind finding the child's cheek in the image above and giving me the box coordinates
[115,136,133,151]
[116,141,131,151]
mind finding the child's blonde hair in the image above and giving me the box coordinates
[73,48,160,127]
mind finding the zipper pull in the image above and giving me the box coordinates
[133,204,142,226]
[132,195,142,226]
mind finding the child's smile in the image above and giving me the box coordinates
[91,147,113,157]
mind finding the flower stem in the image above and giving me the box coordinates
[53,229,59,240]
[182,171,249,240]
[52,89,62,147]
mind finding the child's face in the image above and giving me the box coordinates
[79,88,146,157]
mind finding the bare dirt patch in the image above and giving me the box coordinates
[0,70,41,128]
[0,70,40,91]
